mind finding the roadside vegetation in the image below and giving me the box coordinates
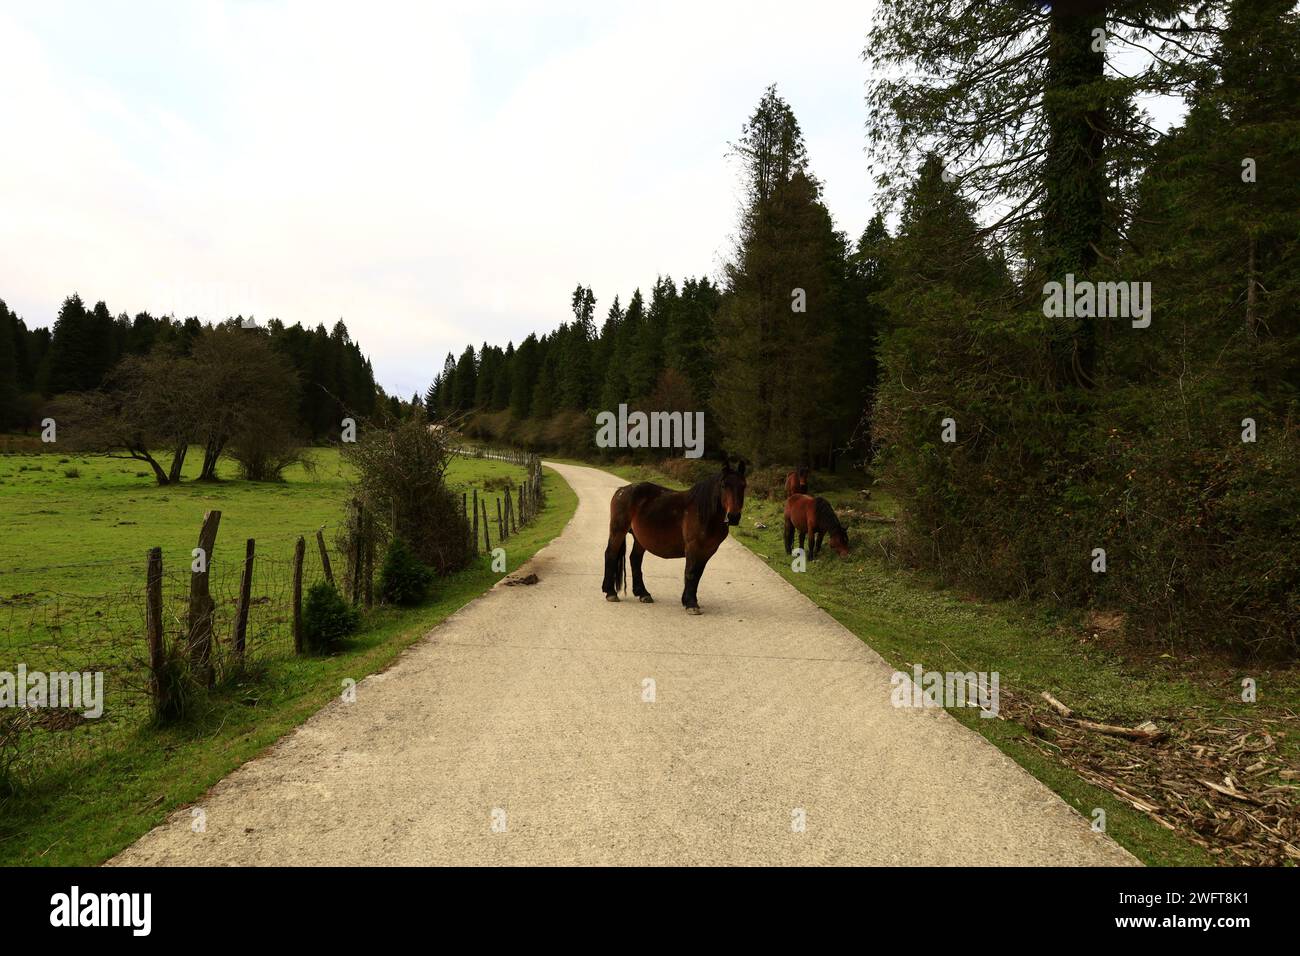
[594,457,1300,867]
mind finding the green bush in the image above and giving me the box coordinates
[302,581,359,652]
[379,537,435,606]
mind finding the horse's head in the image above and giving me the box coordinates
[829,526,850,557]
[795,466,810,494]
[721,459,747,525]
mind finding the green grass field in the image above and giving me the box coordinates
[593,459,1300,867]
[0,446,577,865]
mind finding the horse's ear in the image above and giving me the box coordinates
[737,459,747,477]
[721,458,732,474]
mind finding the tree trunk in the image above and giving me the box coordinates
[1246,233,1259,341]
[167,444,187,483]
[1043,5,1107,388]
[134,447,171,485]
[199,438,224,481]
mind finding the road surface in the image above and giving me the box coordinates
[112,461,1135,866]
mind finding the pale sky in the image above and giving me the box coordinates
[0,1,883,399]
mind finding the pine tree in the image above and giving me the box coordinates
[453,345,477,411]
[46,294,93,393]
[711,86,847,464]
[0,300,18,427]
[510,334,540,418]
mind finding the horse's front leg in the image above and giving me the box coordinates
[681,550,712,614]
[630,538,653,603]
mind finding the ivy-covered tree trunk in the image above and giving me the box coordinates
[1042,3,1108,387]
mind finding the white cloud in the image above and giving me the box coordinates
[0,1,877,397]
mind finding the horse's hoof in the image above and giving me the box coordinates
[605,593,619,602]
[686,606,702,616]
[638,595,654,604]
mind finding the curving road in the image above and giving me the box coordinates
[111,461,1135,866]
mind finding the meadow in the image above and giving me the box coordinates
[0,446,577,864]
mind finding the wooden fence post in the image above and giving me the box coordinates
[187,509,221,687]
[146,547,164,713]
[481,498,491,552]
[233,537,255,661]
[497,498,504,542]
[363,510,374,609]
[351,501,364,606]
[505,487,515,536]
[316,529,335,587]
[472,488,479,553]
[292,535,306,654]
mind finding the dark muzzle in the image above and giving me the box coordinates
[726,512,741,526]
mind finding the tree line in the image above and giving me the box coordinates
[432,1,1299,656]
[425,86,883,466]
[0,294,380,447]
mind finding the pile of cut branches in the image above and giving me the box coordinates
[1000,688,1299,865]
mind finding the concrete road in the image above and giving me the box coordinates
[112,461,1135,866]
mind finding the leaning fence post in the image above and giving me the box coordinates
[481,498,491,552]
[146,547,164,713]
[505,487,515,536]
[187,509,221,688]
[472,488,479,553]
[233,537,255,661]
[292,536,306,654]
[316,528,335,587]
[497,498,504,542]
[363,510,374,609]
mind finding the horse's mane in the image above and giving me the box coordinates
[688,473,723,525]
[814,496,844,537]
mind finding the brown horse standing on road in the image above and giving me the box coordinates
[784,494,849,558]
[784,467,810,497]
[603,461,747,614]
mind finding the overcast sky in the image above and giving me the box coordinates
[0,0,886,399]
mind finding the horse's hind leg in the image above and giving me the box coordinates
[602,493,631,600]
[630,537,653,603]
[783,516,795,555]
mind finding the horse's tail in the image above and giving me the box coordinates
[613,536,627,594]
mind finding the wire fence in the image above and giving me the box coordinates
[451,445,541,467]
[1,449,547,790]
[0,537,334,785]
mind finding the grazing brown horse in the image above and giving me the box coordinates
[784,467,810,497]
[783,494,849,558]
[603,460,747,614]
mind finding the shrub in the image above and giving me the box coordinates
[660,457,717,488]
[379,537,435,606]
[63,468,80,479]
[302,581,359,653]
[341,416,471,574]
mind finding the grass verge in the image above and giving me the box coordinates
[0,462,576,866]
